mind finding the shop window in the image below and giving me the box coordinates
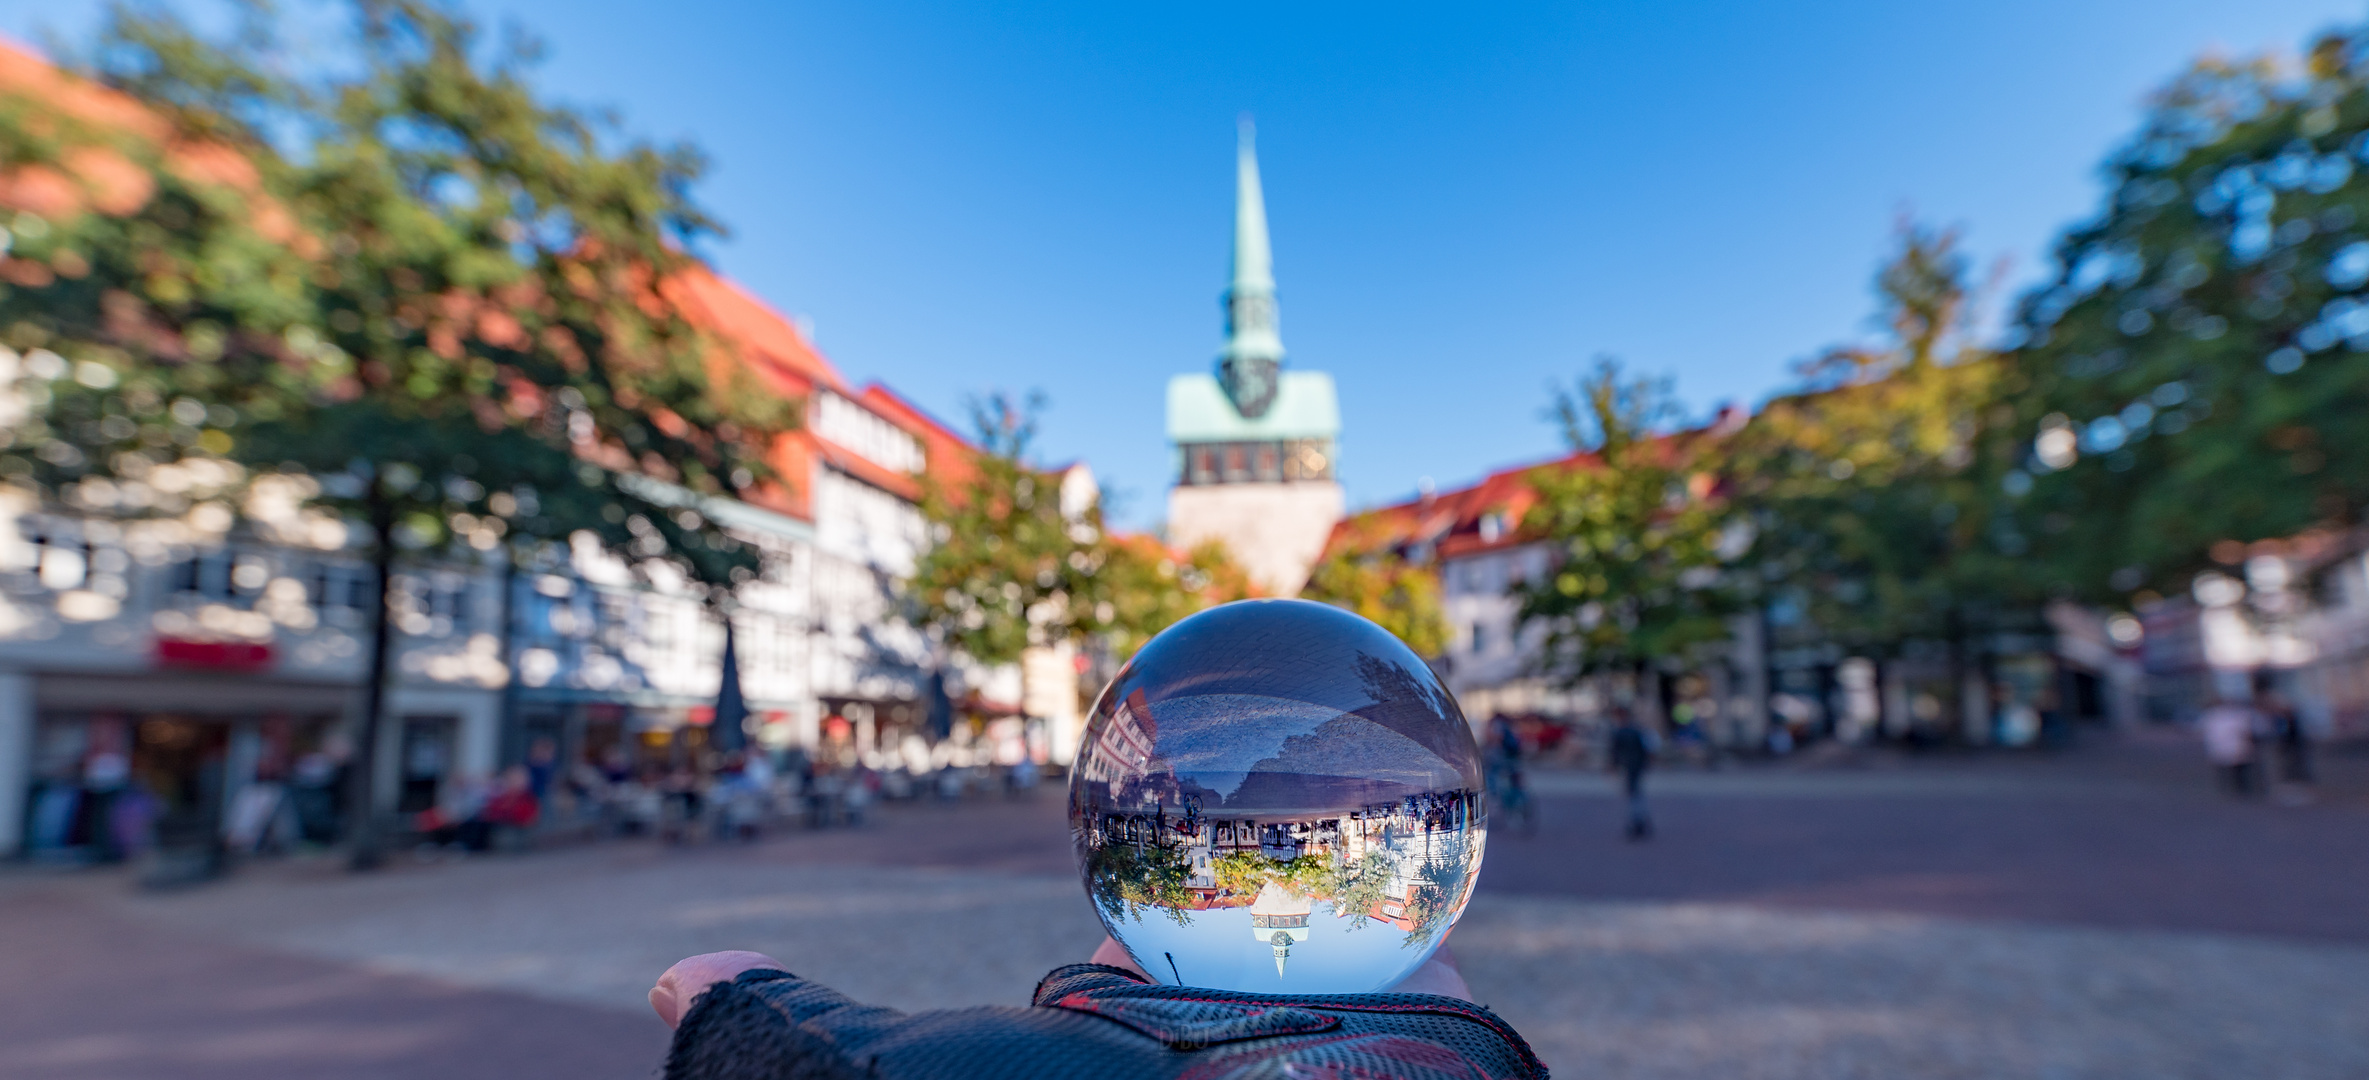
[1289,440,1332,481]
[169,553,232,598]
[398,717,456,813]
[426,579,471,633]
[308,564,374,611]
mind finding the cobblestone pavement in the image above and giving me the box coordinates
[4,735,2367,1079]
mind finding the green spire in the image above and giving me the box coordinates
[1220,115,1284,418]
[1230,116,1276,296]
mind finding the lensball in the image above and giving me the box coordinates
[1069,598,1486,994]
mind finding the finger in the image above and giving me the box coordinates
[651,950,788,1029]
[1388,953,1475,1001]
[1088,935,1149,979]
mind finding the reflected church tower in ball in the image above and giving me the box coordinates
[1166,118,1345,596]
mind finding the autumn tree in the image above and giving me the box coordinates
[1513,357,1745,712]
[1091,534,1258,662]
[0,1,791,866]
[911,393,1084,678]
[1299,537,1448,658]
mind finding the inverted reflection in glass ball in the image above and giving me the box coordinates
[1069,599,1486,994]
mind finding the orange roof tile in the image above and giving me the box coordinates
[1323,450,1592,564]
[1327,412,1747,565]
[811,434,923,501]
[660,264,846,393]
[0,41,307,251]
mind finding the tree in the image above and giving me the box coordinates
[1727,223,2028,738]
[1091,534,1258,662]
[2008,32,2369,602]
[0,1,790,867]
[1299,538,1448,658]
[1737,226,2026,642]
[910,392,1248,719]
[1513,357,1744,708]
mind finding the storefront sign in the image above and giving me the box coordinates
[155,637,275,671]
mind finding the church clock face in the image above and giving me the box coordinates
[1225,356,1280,419]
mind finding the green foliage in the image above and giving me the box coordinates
[1515,356,1744,678]
[2011,36,2369,599]
[0,0,788,594]
[910,392,1094,668]
[1733,224,2030,649]
[1083,834,1196,926]
[911,391,1252,675]
[1299,542,1448,657]
[1321,843,1396,930]
[1210,849,1329,899]
[1394,853,1467,947]
[1090,536,1258,662]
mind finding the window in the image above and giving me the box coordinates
[307,564,373,612]
[170,553,230,598]
[1288,440,1333,481]
[428,578,471,633]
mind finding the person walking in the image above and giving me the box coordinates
[2200,694,2258,797]
[1609,709,1655,840]
[2259,689,2314,786]
[1482,714,1534,834]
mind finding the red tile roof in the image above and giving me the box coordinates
[1326,412,1745,564]
[1324,451,1595,564]
[656,268,987,518]
[855,383,980,495]
[0,40,306,249]
[661,263,848,395]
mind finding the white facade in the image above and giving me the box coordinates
[1437,540,1557,717]
[0,369,1080,854]
[1167,481,1344,597]
[2140,544,2369,738]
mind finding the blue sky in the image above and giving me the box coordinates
[3,1,2360,528]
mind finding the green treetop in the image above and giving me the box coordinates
[1733,223,2030,655]
[1514,356,1746,684]
[0,0,796,866]
[2010,31,2369,600]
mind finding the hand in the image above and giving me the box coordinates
[650,950,788,1029]
[1088,934,1474,1002]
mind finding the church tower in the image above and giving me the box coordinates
[1166,120,1345,595]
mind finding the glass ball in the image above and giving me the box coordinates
[1069,598,1486,994]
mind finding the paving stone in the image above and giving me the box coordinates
[7,740,2367,1079]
